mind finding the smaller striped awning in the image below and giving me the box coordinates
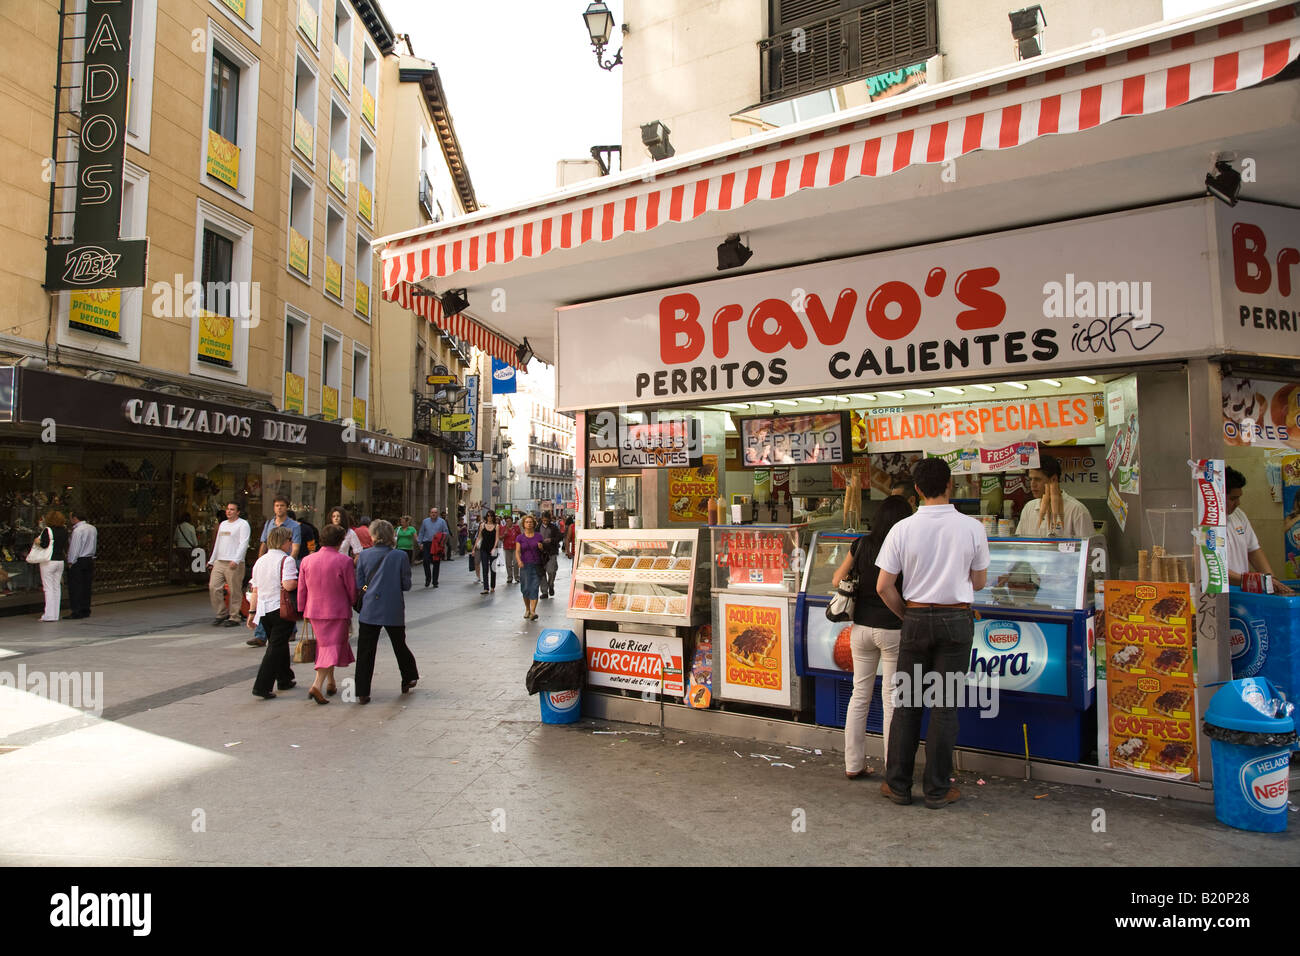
[379,4,1300,296]
[387,282,521,369]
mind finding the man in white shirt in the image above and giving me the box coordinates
[1015,454,1094,539]
[876,457,990,809]
[208,501,251,626]
[66,511,98,619]
[1225,467,1294,594]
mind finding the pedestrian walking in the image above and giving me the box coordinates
[516,514,544,621]
[396,515,418,565]
[417,506,449,587]
[327,506,364,562]
[875,457,989,809]
[33,510,68,622]
[539,513,562,599]
[207,501,250,627]
[500,515,520,585]
[353,520,419,704]
[247,526,300,700]
[257,494,301,560]
[830,495,911,779]
[353,516,374,549]
[475,511,498,594]
[65,510,97,619]
[296,523,357,705]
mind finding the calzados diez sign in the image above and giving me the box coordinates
[45,0,148,292]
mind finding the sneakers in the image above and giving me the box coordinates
[924,787,961,809]
[880,781,912,805]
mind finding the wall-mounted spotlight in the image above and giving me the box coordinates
[1205,160,1242,206]
[1009,5,1046,59]
[440,288,470,317]
[716,235,753,271]
[515,337,535,367]
[641,121,674,161]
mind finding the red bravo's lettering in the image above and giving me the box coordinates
[658,271,1007,363]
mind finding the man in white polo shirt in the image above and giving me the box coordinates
[876,457,990,809]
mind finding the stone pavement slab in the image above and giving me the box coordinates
[0,558,1296,866]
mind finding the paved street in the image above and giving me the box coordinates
[0,557,1296,867]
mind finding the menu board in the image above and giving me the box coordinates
[716,592,791,707]
[1098,581,1198,781]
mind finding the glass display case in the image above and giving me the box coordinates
[709,524,807,595]
[973,536,1105,611]
[569,528,707,626]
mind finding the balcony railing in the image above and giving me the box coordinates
[758,0,937,104]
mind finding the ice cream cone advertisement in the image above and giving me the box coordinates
[717,593,790,706]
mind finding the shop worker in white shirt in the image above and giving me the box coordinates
[1016,453,1094,539]
[208,501,252,626]
[1225,467,1294,594]
[876,457,989,810]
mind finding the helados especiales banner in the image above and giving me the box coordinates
[555,200,1279,411]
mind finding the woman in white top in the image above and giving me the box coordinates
[328,506,364,563]
[247,525,299,699]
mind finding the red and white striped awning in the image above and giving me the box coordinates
[387,282,520,369]
[381,4,1300,304]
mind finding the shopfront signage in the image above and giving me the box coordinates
[557,203,1219,410]
[851,395,1100,454]
[44,0,147,292]
[586,632,684,697]
[716,592,791,707]
[1215,202,1300,360]
[1098,581,1198,781]
[68,289,122,337]
[618,418,700,468]
[1221,376,1300,450]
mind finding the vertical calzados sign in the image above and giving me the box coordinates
[45,0,148,291]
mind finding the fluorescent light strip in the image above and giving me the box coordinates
[1002,381,1029,390]
[971,384,996,392]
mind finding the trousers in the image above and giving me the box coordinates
[355,622,419,697]
[884,608,974,803]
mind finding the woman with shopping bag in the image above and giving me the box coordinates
[296,523,357,705]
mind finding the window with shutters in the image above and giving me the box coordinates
[760,0,937,104]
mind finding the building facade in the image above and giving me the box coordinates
[0,0,455,606]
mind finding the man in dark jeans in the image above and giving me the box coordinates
[875,457,989,809]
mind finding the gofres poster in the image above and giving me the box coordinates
[667,455,718,523]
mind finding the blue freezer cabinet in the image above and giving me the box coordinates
[1229,582,1300,704]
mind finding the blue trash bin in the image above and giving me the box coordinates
[532,629,584,725]
[1203,677,1296,833]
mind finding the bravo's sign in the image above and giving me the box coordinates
[45,0,148,291]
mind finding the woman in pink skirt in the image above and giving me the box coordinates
[296,524,358,705]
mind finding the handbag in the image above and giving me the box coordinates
[278,556,300,622]
[354,551,385,614]
[825,539,861,623]
[26,530,53,564]
[292,620,317,663]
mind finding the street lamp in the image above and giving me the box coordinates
[583,2,622,71]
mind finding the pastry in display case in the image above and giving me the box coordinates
[569,528,707,626]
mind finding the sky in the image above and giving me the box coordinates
[378,0,626,211]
